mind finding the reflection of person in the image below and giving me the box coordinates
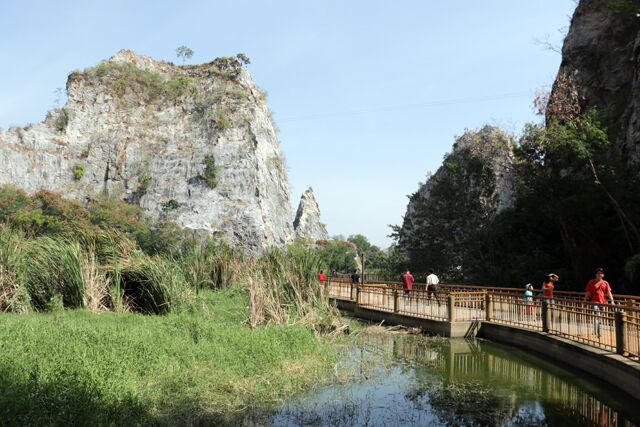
[426,269,439,299]
[585,268,615,337]
[402,270,414,296]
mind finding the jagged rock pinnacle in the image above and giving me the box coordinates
[293,187,329,241]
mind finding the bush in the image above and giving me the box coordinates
[54,109,69,133]
[1,189,93,237]
[137,174,152,196]
[313,240,358,272]
[165,77,199,98]
[72,163,84,180]
[161,199,181,212]
[0,186,188,258]
[199,155,219,188]
[214,106,231,130]
[209,57,242,80]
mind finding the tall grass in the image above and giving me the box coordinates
[244,247,344,333]
[0,226,193,315]
[120,256,193,314]
[0,226,31,313]
[0,228,344,333]
[80,244,110,312]
[178,240,243,291]
[25,237,85,310]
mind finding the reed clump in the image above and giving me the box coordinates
[244,247,345,334]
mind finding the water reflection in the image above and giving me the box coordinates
[266,334,639,427]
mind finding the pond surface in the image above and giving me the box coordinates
[260,333,639,426]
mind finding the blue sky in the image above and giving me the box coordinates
[0,0,576,247]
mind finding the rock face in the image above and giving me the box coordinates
[397,126,516,271]
[0,50,294,252]
[293,187,328,241]
[548,0,640,160]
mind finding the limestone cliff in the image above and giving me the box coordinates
[548,0,640,160]
[293,187,329,241]
[397,126,516,272]
[0,50,294,251]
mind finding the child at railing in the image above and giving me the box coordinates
[524,284,534,317]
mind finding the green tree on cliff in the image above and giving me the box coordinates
[176,45,194,64]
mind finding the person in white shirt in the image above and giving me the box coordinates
[426,269,439,300]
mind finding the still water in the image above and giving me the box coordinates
[265,333,639,427]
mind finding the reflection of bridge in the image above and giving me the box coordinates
[374,335,638,427]
[327,278,640,403]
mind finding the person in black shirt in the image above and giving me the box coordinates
[351,270,360,285]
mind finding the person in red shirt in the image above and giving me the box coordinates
[401,270,414,296]
[585,268,614,305]
[542,273,559,301]
[318,270,326,285]
[585,267,615,337]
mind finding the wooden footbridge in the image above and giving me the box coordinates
[327,277,640,360]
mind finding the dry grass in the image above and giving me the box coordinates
[81,245,110,312]
[243,248,345,333]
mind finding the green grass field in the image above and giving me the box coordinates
[0,287,334,425]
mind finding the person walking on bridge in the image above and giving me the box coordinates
[426,269,439,301]
[585,268,615,337]
[351,270,360,285]
[318,270,326,295]
[318,270,326,286]
[402,270,414,296]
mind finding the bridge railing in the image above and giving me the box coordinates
[327,278,640,360]
[333,273,640,306]
[328,280,352,300]
[400,290,449,320]
[625,307,640,358]
[358,285,394,313]
[548,300,617,352]
[450,292,486,321]
[440,283,640,307]
[489,292,543,331]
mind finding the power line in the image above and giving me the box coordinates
[278,91,531,122]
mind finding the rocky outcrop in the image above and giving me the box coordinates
[293,187,328,241]
[0,50,294,252]
[397,126,516,271]
[548,0,640,161]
